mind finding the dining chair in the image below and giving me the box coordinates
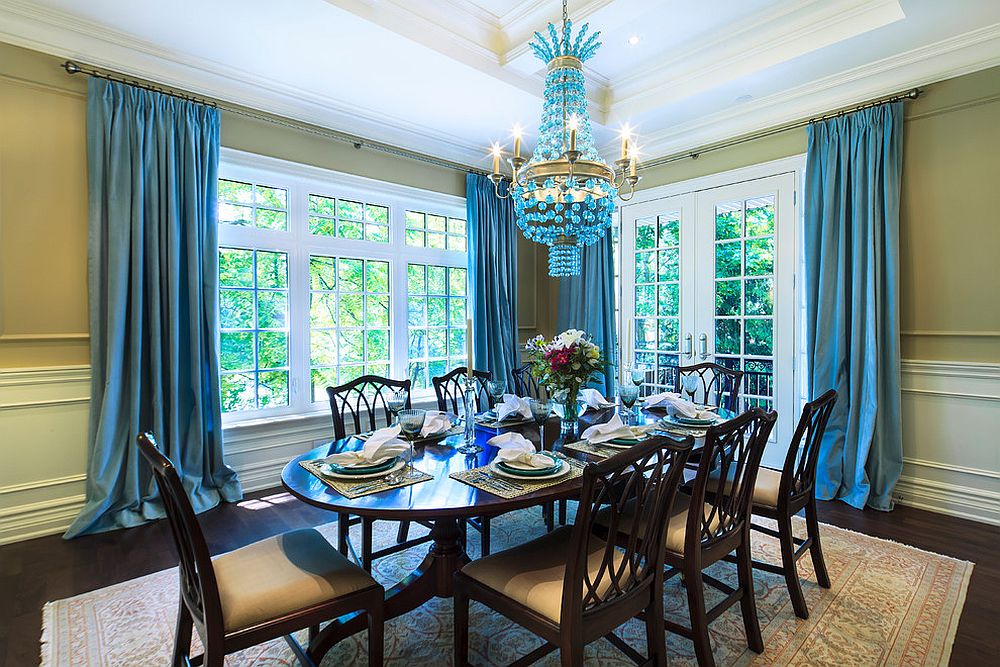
[454,435,695,667]
[137,433,384,667]
[672,362,743,413]
[511,363,543,399]
[599,408,776,667]
[431,366,493,415]
[326,375,431,570]
[431,366,495,556]
[710,390,837,619]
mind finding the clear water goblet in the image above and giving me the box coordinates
[387,389,407,426]
[681,374,700,402]
[529,398,553,450]
[619,384,640,425]
[397,408,426,478]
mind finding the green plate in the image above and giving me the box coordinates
[495,454,561,477]
[674,416,715,426]
[608,436,647,445]
[326,456,399,476]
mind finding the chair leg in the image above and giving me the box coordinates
[362,518,374,572]
[559,637,584,666]
[684,565,715,667]
[558,499,567,525]
[737,537,764,652]
[171,602,193,667]
[777,512,809,619]
[396,520,411,544]
[367,600,384,667]
[543,502,555,532]
[453,585,470,667]
[645,587,667,667]
[480,516,491,557]
[338,512,351,557]
[204,644,226,667]
[805,497,831,589]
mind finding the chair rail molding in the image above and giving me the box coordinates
[1,359,998,543]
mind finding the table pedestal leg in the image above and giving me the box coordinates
[307,516,469,661]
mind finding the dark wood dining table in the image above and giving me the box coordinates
[280,404,698,661]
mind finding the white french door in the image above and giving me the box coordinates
[619,170,798,463]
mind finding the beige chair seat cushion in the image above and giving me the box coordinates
[213,528,377,633]
[460,526,624,623]
[704,466,784,509]
[594,493,721,554]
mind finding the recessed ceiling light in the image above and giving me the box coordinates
[626,34,641,46]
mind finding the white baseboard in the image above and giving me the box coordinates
[1,359,997,544]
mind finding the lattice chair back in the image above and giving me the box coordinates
[326,375,411,440]
[564,436,694,622]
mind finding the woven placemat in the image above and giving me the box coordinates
[449,454,585,499]
[299,460,433,499]
[562,439,625,459]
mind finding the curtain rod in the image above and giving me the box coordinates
[641,88,921,169]
[62,60,488,176]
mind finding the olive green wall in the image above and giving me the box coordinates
[0,43,549,368]
[635,66,1000,363]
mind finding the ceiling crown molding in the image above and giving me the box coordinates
[626,22,1000,160]
[0,0,490,165]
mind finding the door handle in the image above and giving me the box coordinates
[683,333,693,358]
[698,333,710,360]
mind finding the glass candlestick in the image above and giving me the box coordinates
[457,375,482,454]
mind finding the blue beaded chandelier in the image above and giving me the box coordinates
[488,0,640,277]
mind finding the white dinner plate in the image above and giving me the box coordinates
[315,457,406,480]
[489,459,569,481]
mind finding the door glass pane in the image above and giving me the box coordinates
[633,212,680,392]
[712,195,776,411]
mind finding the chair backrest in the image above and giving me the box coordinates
[781,389,837,502]
[563,435,694,622]
[511,363,542,399]
[673,362,743,413]
[432,367,492,415]
[686,408,777,552]
[136,433,223,633]
[326,375,411,440]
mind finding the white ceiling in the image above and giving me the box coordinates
[1,0,998,171]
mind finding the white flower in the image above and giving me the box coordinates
[553,329,586,349]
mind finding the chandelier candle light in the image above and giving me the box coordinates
[487,0,640,277]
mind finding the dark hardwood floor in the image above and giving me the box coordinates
[1,490,996,666]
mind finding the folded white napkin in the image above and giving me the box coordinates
[644,391,716,419]
[581,413,647,444]
[325,424,408,467]
[495,393,532,421]
[578,387,615,413]
[488,431,553,468]
[420,410,452,437]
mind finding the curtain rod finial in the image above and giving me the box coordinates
[63,61,80,74]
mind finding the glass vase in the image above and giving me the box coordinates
[559,389,580,440]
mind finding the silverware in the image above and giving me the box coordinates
[351,469,405,494]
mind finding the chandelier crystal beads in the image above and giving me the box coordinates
[488,2,640,277]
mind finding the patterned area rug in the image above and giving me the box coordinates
[41,507,972,666]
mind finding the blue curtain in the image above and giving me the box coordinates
[804,101,904,512]
[557,236,618,395]
[65,79,241,538]
[467,173,520,386]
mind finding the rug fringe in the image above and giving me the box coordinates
[40,601,53,667]
[805,516,976,566]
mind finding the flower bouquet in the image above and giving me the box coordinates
[524,329,605,437]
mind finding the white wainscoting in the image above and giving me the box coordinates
[896,360,1000,525]
[1,360,997,544]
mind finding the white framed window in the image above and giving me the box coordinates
[217,149,467,422]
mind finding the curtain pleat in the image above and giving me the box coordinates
[804,101,904,511]
[467,173,520,385]
[557,235,618,395]
[65,78,241,538]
